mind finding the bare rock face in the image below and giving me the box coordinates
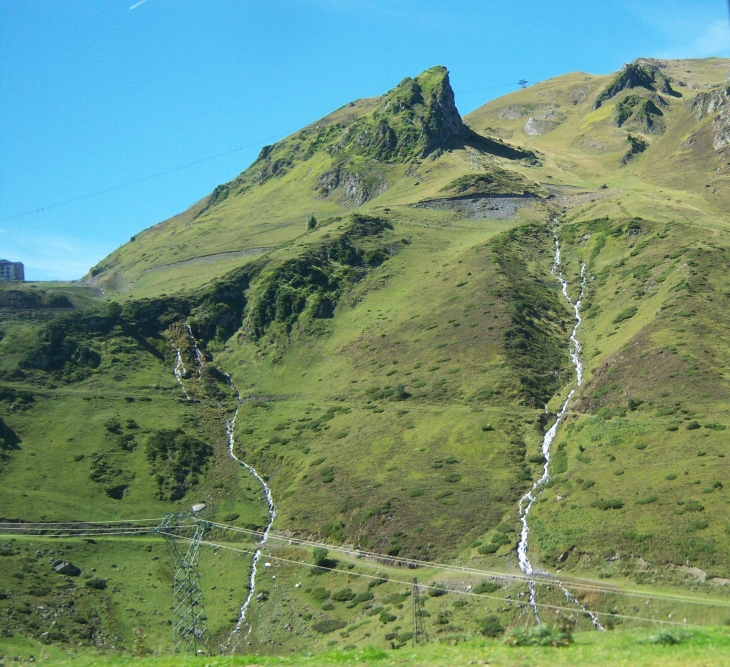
[690,88,727,120]
[688,87,730,151]
[523,109,565,136]
[53,560,81,576]
[713,104,730,150]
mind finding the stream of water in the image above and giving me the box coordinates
[169,323,277,648]
[515,223,603,629]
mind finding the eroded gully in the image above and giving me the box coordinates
[169,325,277,649]
[515,222,603,630]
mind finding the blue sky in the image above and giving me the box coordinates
[1,0,728,280]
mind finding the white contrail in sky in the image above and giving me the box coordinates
[129,0,149,9]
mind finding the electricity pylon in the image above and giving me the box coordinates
[518,79,528,88]
[153,512,210,655]
[412,578,429,645]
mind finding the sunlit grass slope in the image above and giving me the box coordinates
[1,58,729,659]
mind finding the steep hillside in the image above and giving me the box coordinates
[85,66,538,299]
[1,59,729,660]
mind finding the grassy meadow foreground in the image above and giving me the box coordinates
[2,627,730,667]
[1,57,729,662]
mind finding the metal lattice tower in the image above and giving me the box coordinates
[153,512,210,655]
[412,578,429,646]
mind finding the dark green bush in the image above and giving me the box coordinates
[310,587,330,600]
[313,619,347,634]
[428,583,447,597]
[480,615,505,637]
[473,581,501,595]
[491,532,511,545]
[496,523,515,533]
[85,577,107,590]
[145,429,213,501]
[312,547,329,566]
[478,544,499,555]
[612,306,638,324]
[332,588,355,602]
[592,498,624,510]
[505,623,572,646]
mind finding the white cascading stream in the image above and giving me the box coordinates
[224,382,277,647]
[170,322,277,648]
[171,343,191,401]
[515,222,603,630]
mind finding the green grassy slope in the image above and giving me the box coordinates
[1,58,730,659]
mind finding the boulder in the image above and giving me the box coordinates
[53,560,81,576]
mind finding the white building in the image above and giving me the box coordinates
[0,260,25,281]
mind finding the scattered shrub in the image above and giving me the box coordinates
[312,547,329,567]
[474,581,501,595]
[313,619,347,634]
[639,631,690,645]
[635,495,658,505]
[145,429,213,501]
[478,544,499,555]
[592,498,624,510]
[353,591,374,604]
[686,421,700,431]
[310,587,330,600]
[480,615,505,638]
[612,306,637,324]
[332,588,356,602]
[428,583,447,597]
[85,577,107,590]
[504,623,572,647]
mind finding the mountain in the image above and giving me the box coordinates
[1,58,729,658]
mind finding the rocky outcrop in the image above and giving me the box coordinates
[54,561,81,576]
[688,87,730,151]
[341,66,471,161]
[594,62,679,109]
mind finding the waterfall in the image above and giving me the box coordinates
[515,222,603,630]
[225,402,277,647]
[170,321,277,647]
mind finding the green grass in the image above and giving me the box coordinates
[4,628,730,666]
[2,57,730,660]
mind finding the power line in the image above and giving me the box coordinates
[163,531,710,629]
[0,79,526,223]
[198,520,730,609]
[0,131,294,223]
[5,518,730,610]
